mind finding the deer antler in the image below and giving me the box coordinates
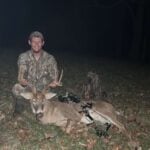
[31,86,37,95]
[57,69,63,86]
[27,83,37,95]
[42,69,63,94]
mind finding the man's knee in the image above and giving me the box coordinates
[12,83,25,97]
[12,84,30,114]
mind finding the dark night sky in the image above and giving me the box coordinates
[0,0,149,59]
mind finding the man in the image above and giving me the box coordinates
[12,31,60,114]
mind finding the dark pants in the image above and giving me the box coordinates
[12,84,30,115]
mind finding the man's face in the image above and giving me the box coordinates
[28,37,44,53]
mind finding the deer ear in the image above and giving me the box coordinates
[45,92,56,100]
[20,92,33,100]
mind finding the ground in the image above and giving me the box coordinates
[0,49,150,150]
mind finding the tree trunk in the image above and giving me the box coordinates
[130,1,145,60]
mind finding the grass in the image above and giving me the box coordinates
[0,49,150,149]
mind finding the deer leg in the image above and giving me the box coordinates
[64,119,74,134]
[111,117,132,140]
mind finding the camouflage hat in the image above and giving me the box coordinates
[29,31,44,41]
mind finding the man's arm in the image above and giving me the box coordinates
[47,55,59,88]
[18,65,28,86]
[17,54,29,86]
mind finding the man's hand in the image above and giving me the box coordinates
[48,80,62,88]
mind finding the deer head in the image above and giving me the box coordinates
[20,69,63,117]
[20,86,56,115]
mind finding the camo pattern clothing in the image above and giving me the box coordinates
[12,50,58,97]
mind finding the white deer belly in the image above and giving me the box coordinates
[81,109,112,125]
[80,114,93,124]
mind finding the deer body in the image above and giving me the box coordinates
[19,67,137,148]
[38,99,81,126]
[20,89,128,137]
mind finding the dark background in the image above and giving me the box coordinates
[0,0,150,62]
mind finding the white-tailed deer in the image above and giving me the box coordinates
[20,89,82,132]
[20,69,132,140]
[20,89,131,140]
[20,69,82,132]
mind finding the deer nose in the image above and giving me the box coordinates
[36,113,43,120]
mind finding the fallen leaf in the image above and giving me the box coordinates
[128,140,140,150]
[44,132,56,139]
[112,144,122,150]
[17,128,30,141]
[79,142,87,147]
[86,138,97,150]
[102,136,112,144]
[127,114,136,123]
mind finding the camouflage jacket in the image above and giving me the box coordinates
[17,50,58,90]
